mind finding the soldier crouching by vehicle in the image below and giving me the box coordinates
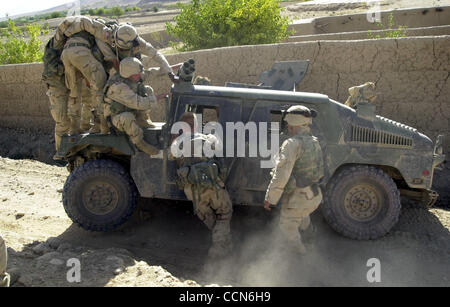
[0,235,10,287]
[264,105,324,254]
[169,112,233,258]
[103,57,160,156]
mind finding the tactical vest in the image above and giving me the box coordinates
[292,134,324,188]
[104,73,144,115]
[41,37,65,87]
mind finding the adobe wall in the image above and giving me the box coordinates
[0,36,449,154]
[289,6,450,35]
[287,25,450,42]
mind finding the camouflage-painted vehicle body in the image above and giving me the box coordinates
[59,61,445,239]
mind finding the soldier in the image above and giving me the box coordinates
[345,82,377,108]
[0,235,10,287]
[264,105,324,254]
[103,57,160,156]
[42,37,71,154]
[56,18,178,131]
[56,16,114,134]
[170,112,233,258]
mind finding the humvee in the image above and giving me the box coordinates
[57,60,445,240]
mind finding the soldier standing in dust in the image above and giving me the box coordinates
[0,235,10,287]
[170,112,233,257]
[264,105,324,254]
[103,57,161,156]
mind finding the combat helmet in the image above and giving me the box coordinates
[120,57,144,78]
[284,105,317,126]
[115,24,139,49]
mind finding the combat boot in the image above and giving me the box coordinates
[208,235,233,258]
[300,223,316,245]
[135,139,160,156]
[137,118,156,128]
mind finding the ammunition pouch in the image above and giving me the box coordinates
[176,162,220,189]
[294,175,318,189]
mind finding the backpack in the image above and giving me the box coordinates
[41,37,65,87]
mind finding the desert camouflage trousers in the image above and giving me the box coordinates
[46,85,70,151]
[279,185,322,251]
[111,112,144,144]
[61,45,107,117]
[184,180,233,256]
[0,235,10,287]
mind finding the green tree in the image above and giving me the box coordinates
[112,6,125,18]
[50,11,64,19]
[0,20,47,64]
[166,0,291,51]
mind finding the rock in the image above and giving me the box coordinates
[106,255,125,267]
[17,275,33,287]
[27,192,34,196]
[47,237,62,249]
[57,188,63,193]
[36,251,62,267]
[15,213,25,219]
[32,242,52,255]
[49,258,65,266]
[113,267,124,275]
[57,243,73,253]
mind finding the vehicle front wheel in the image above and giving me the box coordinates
[62,159,137,231]
[321,165,401,240]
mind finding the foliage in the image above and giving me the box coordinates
[0,20,48,64]
[166,0,291,51]
[368,13,407,39]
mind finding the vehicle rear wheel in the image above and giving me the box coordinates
[321,165,401,240]
[62,159,137,231]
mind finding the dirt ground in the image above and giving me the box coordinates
[0,155,449,287]
[283,0,450,20]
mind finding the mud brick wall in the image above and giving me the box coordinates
[0,36,449,154]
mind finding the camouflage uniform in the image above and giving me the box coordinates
[265,105,324,254]
[170,123,233,257]
[104,57,160,155]
[42,37,70,152]
[56,16,113,134]
[0,235,9,287]
[60,21,173,131]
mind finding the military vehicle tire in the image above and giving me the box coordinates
[62,159,138,231]
[321,165,401,240]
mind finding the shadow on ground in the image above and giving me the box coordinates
[9,197,450,287]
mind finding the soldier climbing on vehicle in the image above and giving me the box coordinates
[103,57,161,156]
